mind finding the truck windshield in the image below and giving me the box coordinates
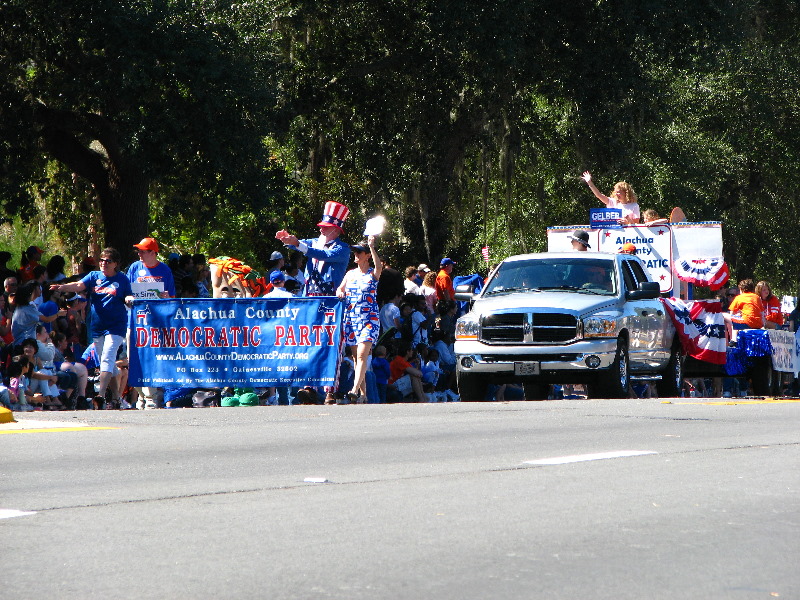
[484,258,617,296]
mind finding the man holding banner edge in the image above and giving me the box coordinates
[275,201,352,403]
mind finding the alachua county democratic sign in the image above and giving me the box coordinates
[128,298,343,387]
[598,225,673,293]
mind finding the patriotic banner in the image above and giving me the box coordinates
[661,298,727,364]
[481,246,490,263]
[673,256,729,290]
[128,297,343,387]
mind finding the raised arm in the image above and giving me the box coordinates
[368,236,382,280]
[582,171,612,206]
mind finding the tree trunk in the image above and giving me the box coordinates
[97,158,149,264]
[36,107,149,265]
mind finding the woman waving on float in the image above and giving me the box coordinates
[582,170,641,225]
[336,235,382,403]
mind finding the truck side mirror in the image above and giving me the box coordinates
[626,281,660,300]
[454,284,476,302]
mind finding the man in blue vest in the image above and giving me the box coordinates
[276,202,352,404]
[275,201,351,297]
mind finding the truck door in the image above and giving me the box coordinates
[625,259,668,368]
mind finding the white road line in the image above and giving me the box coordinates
[1,420,92,430]
[524,450,657,465]
[0,509,36,520]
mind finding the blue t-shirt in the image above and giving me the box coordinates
[126,260,176,298]
[372,356,391,385]
[38,300,59,333]
[81,271,132,337]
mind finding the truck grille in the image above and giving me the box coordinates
[481,313,577,344]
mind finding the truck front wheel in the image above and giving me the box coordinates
[600,338,630,399]
[457,370,490,402]
[656,342,684,398]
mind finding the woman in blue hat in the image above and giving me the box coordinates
[336,236,382,403]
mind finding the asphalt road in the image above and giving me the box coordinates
[1,398,798,600]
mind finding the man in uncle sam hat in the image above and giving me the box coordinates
[275,201,351,297]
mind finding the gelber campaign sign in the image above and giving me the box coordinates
[128,298,343,387]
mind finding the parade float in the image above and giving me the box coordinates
[547,212,797,395]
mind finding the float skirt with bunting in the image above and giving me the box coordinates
[128,298,343,388]
[661,297,727,364]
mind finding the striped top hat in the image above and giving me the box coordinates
[317,201,350,231]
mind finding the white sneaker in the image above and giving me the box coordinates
[145,400,158,410]
[120,398,132,410]
[136,399,145,410]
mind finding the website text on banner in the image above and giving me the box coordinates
[128,298,343,387]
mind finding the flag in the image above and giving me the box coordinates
[661,298,727,364]
[481,246,490,263]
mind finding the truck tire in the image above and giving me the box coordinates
[457,370,489,402]
[601,338,630,399]
[656,342,685,398]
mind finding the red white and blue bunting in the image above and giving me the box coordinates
[660,298,727,364]
[672,256,729,290]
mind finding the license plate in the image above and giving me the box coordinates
[514,362,540,376]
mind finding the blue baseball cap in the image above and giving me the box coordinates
[440,258,456,267]
[269,270,285,283]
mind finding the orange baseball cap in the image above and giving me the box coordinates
[133,237,159,253]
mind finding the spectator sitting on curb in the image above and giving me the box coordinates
[388,341,428,402]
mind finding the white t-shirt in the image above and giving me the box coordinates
[404,279,421,295]
[380,303,401,337]
[265,287,293,298]
[411,310,428,345]
[609,198,641,222]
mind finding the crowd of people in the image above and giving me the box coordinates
[0,202,466,410]
[2,189,796,411]
[0,243,219,412]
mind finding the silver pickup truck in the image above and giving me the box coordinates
[454,252,681,401]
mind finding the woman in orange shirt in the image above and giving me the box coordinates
[756,280,783,329]
[728,279,765,329]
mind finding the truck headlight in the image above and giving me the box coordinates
[455,315,480,340]
[582,316,616,338]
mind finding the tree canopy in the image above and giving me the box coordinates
[1,0,798,291]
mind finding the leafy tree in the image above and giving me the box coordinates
[0,0,288,259]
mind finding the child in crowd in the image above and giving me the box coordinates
[642,209,668,225]
[372,345,391,404]
[32,325,64,410]
[337,345,355,402]
[422,348,441,383]
[8,355,36,411]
